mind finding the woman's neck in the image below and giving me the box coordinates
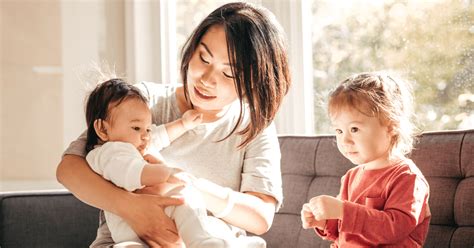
[175,86,234,123]
[196,106,232,123]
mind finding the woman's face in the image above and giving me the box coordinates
[186,25,238,113]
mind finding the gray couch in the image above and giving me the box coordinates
[1,130,473,247]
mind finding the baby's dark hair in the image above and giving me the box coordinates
[85,79,148,153]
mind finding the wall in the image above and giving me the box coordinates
[0,0,125,190]
[1,1,63,184]
[0,0,3,183]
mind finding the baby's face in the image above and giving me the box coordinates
[105,98,152,155]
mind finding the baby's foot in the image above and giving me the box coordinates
[188,237,232,248]
[234,236,267,248]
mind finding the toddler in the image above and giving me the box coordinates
[301,72,430,247]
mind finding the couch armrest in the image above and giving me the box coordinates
[0,190,100,248]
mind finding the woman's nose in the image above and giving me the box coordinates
[200,69,216,88]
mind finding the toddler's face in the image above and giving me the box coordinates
[330,107,393,169]
[105,98,152,155]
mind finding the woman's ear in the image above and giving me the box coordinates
[93,119,109,141]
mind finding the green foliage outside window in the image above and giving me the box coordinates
[312,0,474,133]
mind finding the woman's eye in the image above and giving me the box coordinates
[350,127,359,133]
[223,72,234,79]
[199,53,209,64]
[335,129,342,134]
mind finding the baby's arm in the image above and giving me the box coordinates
[141,163,182,186]
[87,142,182,191]
[165,110,202,143]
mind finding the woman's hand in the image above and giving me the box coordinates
[121,193,185,247]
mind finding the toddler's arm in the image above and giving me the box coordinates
[301,196,341,241]
[307,174,429,244]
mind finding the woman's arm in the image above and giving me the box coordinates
[224,122,281,235]
[56,154,184,244]
[193,178,277,235]
[227,191,277,235]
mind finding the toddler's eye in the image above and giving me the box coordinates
[335,129,342,134]
[146,128,152,133]
[350,127,359,133]
[132,127,140,131]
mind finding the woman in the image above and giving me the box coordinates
[56,2,291,247]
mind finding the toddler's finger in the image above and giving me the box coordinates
[313,210,324,221]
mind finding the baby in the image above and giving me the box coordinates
[84,78,233,247]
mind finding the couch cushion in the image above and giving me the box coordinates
[0,190,99,248]
[262,130,474,248]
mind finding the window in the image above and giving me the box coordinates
[311,0,474,134]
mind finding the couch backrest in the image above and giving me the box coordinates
[1,130,473,248]
[261,129,474,248]
[0,190,99,248]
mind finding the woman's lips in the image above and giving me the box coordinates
[194,87,216,100]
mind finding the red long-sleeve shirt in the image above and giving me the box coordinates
[316,159,430,247]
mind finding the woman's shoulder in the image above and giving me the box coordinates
[134,82,181,99]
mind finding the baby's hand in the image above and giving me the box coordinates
[143,154,163,164]
[167,169,197,186]
[181,110,203,130]
[306,195,343,221]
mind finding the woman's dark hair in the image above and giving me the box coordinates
[85,78,148,152]
[180,2,291,148]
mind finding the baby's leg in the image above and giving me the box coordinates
[203,215,267,248]
[105,212,147,247]
[113,241,148,248]
[164,186,232,248]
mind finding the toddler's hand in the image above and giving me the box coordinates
[301,203,327,230]
[301,203,317,229]
[306,195,343,221]
[181,110,203,130]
